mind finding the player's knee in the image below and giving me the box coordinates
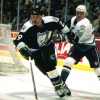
[64,57,76,68]
[46,69,59,78]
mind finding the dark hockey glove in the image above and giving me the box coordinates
[19,47,32,60]
[52,34,66,42]
[67,31,79,44]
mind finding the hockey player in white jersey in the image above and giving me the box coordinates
[14,5,71,98]
[61,5,100,85]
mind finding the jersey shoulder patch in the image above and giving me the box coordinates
[20,20,34,33]
[42,16,59,23]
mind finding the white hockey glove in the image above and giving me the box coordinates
[19,47,32,60]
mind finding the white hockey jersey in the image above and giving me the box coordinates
[70,16,96,52]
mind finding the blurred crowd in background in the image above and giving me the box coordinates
[0,0,100,37]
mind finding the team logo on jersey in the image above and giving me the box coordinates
[22,25,26,30]
[37,30,51,47]
[80,25,85,30]
[53,17,59,22]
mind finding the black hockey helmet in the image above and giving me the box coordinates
[31,5,42,15]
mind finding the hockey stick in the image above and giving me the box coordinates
[29,56,38,100]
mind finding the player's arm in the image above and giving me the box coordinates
[14,22,34,60]
[14,32,24,47]
[14,32,32,60]
[52,17,70,42]
[66,29,79,44]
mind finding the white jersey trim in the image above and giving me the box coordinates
[42,16,59,24]
[20,20,34,33]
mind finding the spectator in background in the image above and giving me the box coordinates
[8,0,19,29]
[90,2,100,23]
[68,0,85,15]
[11,0,32,30]
[20,5,29,21]
[2,15,8,24]
[21,0,33,23]
[19,0,26,11]
[45,0,56,16]
[54,0,65,19]
[3,0,12,23]
[10,1,18,23]
[1,0,99,37]
[26,0,33,9]
[25,0,33,4]
[92,15,100,37]
[36,0,47,16]
[72,0,85,8]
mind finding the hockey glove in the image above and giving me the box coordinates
[19,47,32,60]
[67,31,79,44]
[52,34,66,42]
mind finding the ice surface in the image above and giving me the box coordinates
[0,60,100,100]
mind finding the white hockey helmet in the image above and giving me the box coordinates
[76,5,87,13]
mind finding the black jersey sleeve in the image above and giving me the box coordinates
[14,32,24,47]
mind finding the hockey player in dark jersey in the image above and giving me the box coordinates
[14,5,71,98]
[61,5,100,85]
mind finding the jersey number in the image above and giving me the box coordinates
[17,35,23,40]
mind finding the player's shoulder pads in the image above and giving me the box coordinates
[42,16,59,24]
[20,20,34,33]
[71,16,76,25]
[77,18,90,30]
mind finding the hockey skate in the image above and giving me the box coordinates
[54,82,71,98]
[54,83,65,98]
[61,83,71,96]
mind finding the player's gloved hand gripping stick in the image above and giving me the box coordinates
[19,47,32,60]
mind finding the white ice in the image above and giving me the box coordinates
[0,60,100,100]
